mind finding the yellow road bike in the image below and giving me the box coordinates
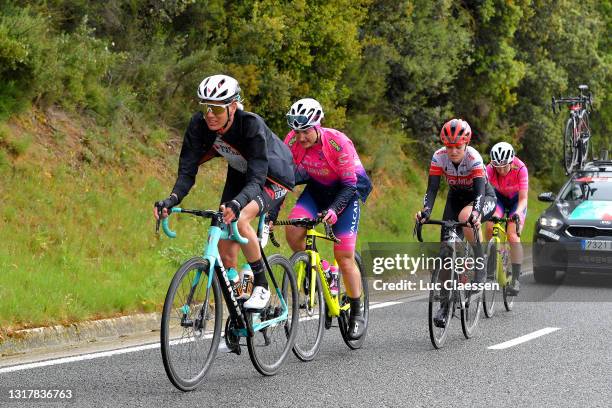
[274,217,369,361]
[483,215,521,317]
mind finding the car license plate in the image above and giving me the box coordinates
[581,240,612,251]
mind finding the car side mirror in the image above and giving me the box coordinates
[538,192,556,202]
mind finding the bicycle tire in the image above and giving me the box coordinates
[460,246,482,339]
[428,266,452,349]
[161,257,222,391]
[247,254,299,376]
[564,117,577,174]
[483,239,499,318]
[289,251,325,362]
[503,248,515,311]
[338,252,369,350]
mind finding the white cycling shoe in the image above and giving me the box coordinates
[243,286,270,310]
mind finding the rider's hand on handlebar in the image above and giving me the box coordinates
[154,194,179,220]
[416,208,431,224]
[468,210,482,229]
[221,200,241,224]
[321,209,338,225]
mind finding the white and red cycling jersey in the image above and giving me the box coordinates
[429,146,486,191]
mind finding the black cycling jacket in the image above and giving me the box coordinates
[171,110,295,208]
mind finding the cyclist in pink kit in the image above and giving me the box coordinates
[283,98,372,340]
[486,142,528,295]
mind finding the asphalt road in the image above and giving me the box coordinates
[1,264,612,408]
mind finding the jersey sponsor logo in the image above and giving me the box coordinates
[350,200,359,237]
[213,137,248,173]
[338,153,349,165]
[288,135,297,147]
[328,139,342,152]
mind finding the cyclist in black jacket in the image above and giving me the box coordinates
[154,74,295,310]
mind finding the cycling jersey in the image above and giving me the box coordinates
[486,157,528,225]
[485,157,528,199]
[171,109,295,208]
[423,146,495,215]
[284,127,372,215]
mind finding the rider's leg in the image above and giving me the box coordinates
[506,212,524,295]
[332,197,364,339]
[286,190,317,252]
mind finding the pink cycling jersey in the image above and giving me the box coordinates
[486,157,528,199]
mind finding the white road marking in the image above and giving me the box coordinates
[0,299,409,374]
[488,327,561,350]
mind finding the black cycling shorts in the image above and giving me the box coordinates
[440,189,496,241]
[220,167,288,216]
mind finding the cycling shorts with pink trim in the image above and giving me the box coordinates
[288,189,360,252]
[493,190,527,227]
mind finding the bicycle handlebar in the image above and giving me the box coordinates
[274,216,341,244]
[551,94,593,114]
[413,219,478,243]
[489,215,522,238]
[158,208,248,244]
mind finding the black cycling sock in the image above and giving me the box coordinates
[349,297,362,317]
[512,263,521,282]
[249,259,268,289]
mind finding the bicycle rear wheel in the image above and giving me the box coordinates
[428,266,453,349]
[338,252,369,350]
[502,249,515,311]
[483,239,499,318]
[289,251,325,361]
[564,117,577,174]
[161,257,222,391]
[247,254,298,376]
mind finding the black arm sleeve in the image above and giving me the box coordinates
[472,176,486,215]
[423,175,441,212]
[233,119,268,208]
[329,183,358,215]
[171,114,211,203]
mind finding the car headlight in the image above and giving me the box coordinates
[539,216,563,230]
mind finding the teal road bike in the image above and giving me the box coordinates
[158,208,298,391]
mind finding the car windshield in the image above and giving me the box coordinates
[561,177,612,201]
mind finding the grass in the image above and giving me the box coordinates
[0,108,552,331]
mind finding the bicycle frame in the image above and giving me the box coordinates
[489,220,511,287]
[162,208,289,338]
[295,227,350,318]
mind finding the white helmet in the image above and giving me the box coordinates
[197,74,241,104]
[490,142,515,166]
[286,98,324,130]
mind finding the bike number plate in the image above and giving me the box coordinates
[581,240,612,251]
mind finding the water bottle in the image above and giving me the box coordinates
[227,267,243,298]
[329,265,339,296]
[241,263,254,299]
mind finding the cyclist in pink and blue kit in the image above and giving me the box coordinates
[283,98,372,340]
[485,142,528,295]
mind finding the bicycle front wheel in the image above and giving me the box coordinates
[428,266,452,349]
[289,251,325,361]
[483,239,499,318]
[460,246,482,339]
[161,257,222,391]
[338,252,369,350]
[564,117,577,174]
[247,254,299,376]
